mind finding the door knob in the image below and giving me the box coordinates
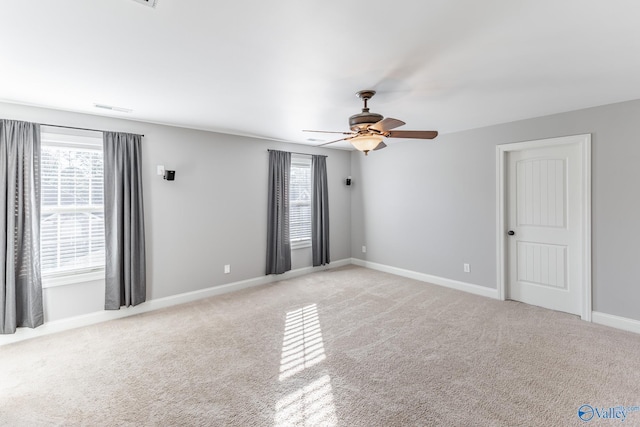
[507,230,515,236]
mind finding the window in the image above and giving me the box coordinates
[40,128,105,282]
[290,155,311,247]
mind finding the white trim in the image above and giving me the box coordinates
[0,258,352,346]
[41,127,103,149]
[351,258,500,300]
[42,269,104,288]
[353,259,640,336]
[8,256,640,346]
[592,312,640,335]
[496,147,506,301]
[582,139,592,321]
[495,134,592,321]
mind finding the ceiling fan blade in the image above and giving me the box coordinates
[388,130,438,139]
[316,136,352,147]
[303,129,355,135]
[370,118,405,132]
[373,141,387,151]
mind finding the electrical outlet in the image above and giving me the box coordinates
[362,246,367,253]
[224,264,230,274]
[464,263,470,273]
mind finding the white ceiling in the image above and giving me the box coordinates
[2,0,640,149]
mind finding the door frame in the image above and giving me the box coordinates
[496,134,592,321]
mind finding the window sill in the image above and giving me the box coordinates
[291,240,311,250]
[42,269,105,288]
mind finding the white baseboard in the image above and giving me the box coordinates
[352,259,640,335]
[351,258,500,300]
[592,311,640,335]
[12,258,639,345]
[0,258,352,346]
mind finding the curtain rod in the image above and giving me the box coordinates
[40,123,145,137]
[267,149,327,158]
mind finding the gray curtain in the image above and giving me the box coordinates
[266,150,291,275]
[311,155,330,267]
[0,120,43,334]
[103,132,146,310]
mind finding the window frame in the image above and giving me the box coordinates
[290,155,312,249]
[40,127,106,288]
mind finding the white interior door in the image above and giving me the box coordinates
[506,142,584,315]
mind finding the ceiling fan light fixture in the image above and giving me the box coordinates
[350,134,384,155]
[304,89,438,151]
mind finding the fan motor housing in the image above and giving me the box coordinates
[349,111,384,131]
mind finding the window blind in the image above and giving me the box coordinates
[40,130,105,276]
[290,156,312,243]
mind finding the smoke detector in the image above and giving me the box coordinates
[132,0,158,8]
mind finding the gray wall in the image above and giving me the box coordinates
[351,99,640,322]
[4,97,640,325]
[0,102,352,322]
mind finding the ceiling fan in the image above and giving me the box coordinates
[304,90,438,155]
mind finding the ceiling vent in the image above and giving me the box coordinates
[132,0,158,8]
[94,104,133,113]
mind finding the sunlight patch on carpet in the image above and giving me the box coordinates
[274,374,337,426]
[275,304,337,426]
[278,304,327,381]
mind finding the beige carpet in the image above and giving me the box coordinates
[1,265,640,426]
